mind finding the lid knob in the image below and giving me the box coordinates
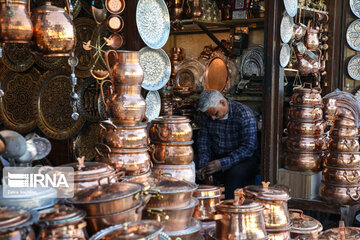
[339,221,346,240]
[310,232,318,240]
[77,156,85,170]
[261,181,270,190]
[233,188,245,206]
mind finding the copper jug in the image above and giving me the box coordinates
[0,0,33,43]
[169,0,184,20]
[185,0,203,20]
[306,20,320,50]
[31,0,76,56]
[105,50,144,85]
[293,23,307,41]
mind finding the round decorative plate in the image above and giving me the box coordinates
[136,0,170,49]
[77,78,102,122]
[280,13,294,44]
[2,43,35,72]
[348,55,360,80]
[105,0,125,14]
[204,57,228,92]
[139,47,171,90]
[0,68,41,133]
[280,43,291,67]
[347,19,360,51]
[71,17,97,78]
[34,69,85,140]
[145,90,161,122]
[35,55,66,70]
[74,123,101,161]
[350,0,360,18]
[283,0,297,17]
[239,47,264,78]
[106,14,125,32]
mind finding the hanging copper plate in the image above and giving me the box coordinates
[77,78,102,122]
[204,57,228,92]
[0,68,41,133]
[34,69,85,140]
[106,14,125,32]
[105,0,125,14]
[35,55,66,70]
[74,122,101,161]
[37,0,82,18]
[2,43,35,72]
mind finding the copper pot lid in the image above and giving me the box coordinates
[318,221,360,239]
[193,185,222,199]
[152,115,191,124]
[148,176,197,194]
[216,189,264,213]
[89,220,164,240]
[245,182,290,201]
[69,182,143,204]
[39,204,86,225]
[62,157,115,180]
[0,206,39,232]
[289,209,322,235]
[204,57,228,92]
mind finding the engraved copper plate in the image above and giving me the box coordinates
[77,78,102,122]
[204,57,228,92]
[35,55,66,70]
[0,68,41,133]
[74,123,101,161]
[105,0,125,14]
[2,43,35,72]
[35,69,85,140]
[71,17,97,78]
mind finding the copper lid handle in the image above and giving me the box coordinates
[261,181,270,189]
[339,221,346,240]
[310,231,318,240]
[233,188,245,206]
[77,156,85,170]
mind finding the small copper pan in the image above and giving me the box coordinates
[106,14,124,32]
[105,0,125,14]
[106,33,124,50]
[204,57,228,92]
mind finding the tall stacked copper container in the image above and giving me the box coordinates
[96,50,150,177]
[320,91,360,205]
[284,83,325,172]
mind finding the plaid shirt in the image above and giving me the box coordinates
[198,99,257,171]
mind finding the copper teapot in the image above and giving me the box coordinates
[292,23,307,41]
[31,0,76,56]
[306,20,320,50]
[0,0,33,43]
[185,0,203,20]
[295,43,322,77]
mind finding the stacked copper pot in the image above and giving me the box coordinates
[284,83,325,172]
[149,115,196,183]
[320,91,360,205]
[96,50,150,177]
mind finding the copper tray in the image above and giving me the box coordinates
[204,57,228,92]
[35,55,66,70]
[68,17,97,78]
[0,68,41,133]
[2,43,34,72]
[36,0,82,18]
[74,122,101,161]
[77,78,102,122]
[34,69,86,140]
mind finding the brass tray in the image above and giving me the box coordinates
[35,55,66,70]
[0,68,41,133]
[34,69,85,140]
[204,57,228,92]
[36,0,82,18]
[77,77,102,122]
[68,17,97,78]
[74,122,101,161]
[2,43,35,72]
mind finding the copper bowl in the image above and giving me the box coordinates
[325,152,360,168]
[322,166,360,185]
[288,104,323,121]
[193,186,222,221]
[285,120,324,136]
[284,136,325,152]
[320,182,360,205]
[150,141,194,165]
[327,137,360,152]
[150,116,192,142]
[291,83,322,106]
[284,151,324,172]
[330,126,359,137]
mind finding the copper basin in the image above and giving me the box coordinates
[320,182,360,205]
[322,166,360,185]
[150,141,194,165]
[284,151,323,172]
[285,120,324,136]
[327,137,360,152]
[284,136,325,152]
[150,115,192,142]
[325,152,360,168]
[288,105,323,121]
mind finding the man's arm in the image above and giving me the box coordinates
[197,121,211,169]
[219,116,257,171]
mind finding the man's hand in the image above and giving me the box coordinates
[204,160,222,175]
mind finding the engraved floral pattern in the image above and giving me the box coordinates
[145,91,161,122]
[284,0,297,17]
[347,19,360,51]
[350,0,360,18]
[280,44,290,67]
[348,55,360,81]
[280,13,293,44]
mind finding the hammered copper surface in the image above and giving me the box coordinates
[2,43,34,72]
[150,116,192,142]
[288,105,323,121]
[322,166,360,185]
[320,182,360,205]
[291,83,322,106]
[325,152,360,168]
[204,57,228,92]
[151,141,194,165]
[327,137,360,152]
[286,120,324,136]
[34,69,85,140]
[284,151,323,172]
[74,123,102,161]
[284,136,325,152]
[0,68,41,133]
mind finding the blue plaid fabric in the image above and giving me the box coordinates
[197,99,258,171]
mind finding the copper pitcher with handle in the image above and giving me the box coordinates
[0,0,33,43]
[31,0,75,56]
[105,50,144,85]
[306,20,320,50]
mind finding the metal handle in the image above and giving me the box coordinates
[64,0,71,15]
[99,120,117,131]
[100,79,112,112]
[341,154,355,165]
[146,208,169,223]
[155,125,171,142]
[104,50,118,80]
[94,143,111,158]
[347,188,360,201]
[343,171,359,184]
[150,144,163,164]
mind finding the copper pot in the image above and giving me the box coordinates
[0,0,33,43]
[193,185,222,221]
[327,137,360,152]
[284,136,325,152]
[99,120,148,149]
[288,104,323,121]
[325,152,360,168]
[166,218,202,240]
[333,117,357,128]
[322,166,360,185]
[291,83,322,106]
[267,227,291,240]
[214,189,267,240]
[95,144,151,176]
[31,0,75,56]
[85,200,144,235]
[285,120,324,136]
[316,221,360,239]
[150,141,194,165]
[152,162,196,183]
[101,82,146,126]
[289,209,322,238]
[150,115,192,142]
[330,126,359,137]
[284,151,323,172]
[105,50,144,85]
[144,198,198,232]
[320,182,360,205]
